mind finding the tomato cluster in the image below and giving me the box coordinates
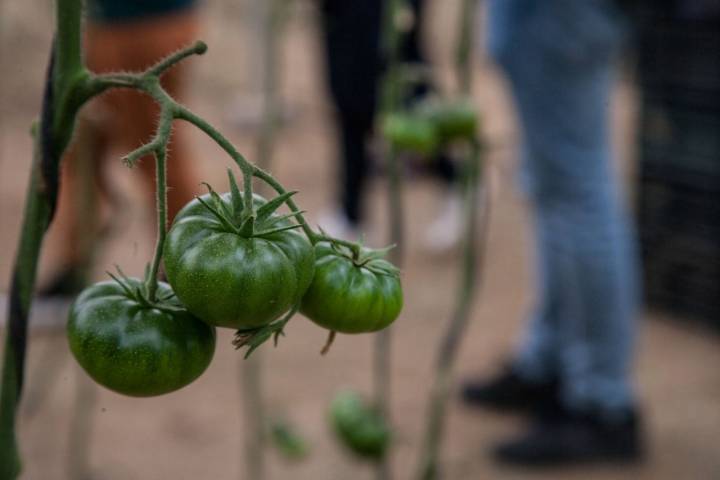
[67,172,403,397]
[382,97,478,155]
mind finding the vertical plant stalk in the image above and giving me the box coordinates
[416,144,487,480]
[455,0,478,95]
[374,1,405,479]
[416,1,482,478]
[240,1,285,479]
[0,0,86,477]
[145,138,170,302]
[241,354,265,480]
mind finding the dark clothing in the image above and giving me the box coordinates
[320,0,456,224]
[88,0,197,23]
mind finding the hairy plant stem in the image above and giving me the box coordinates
[145,148,168,302]
[0,0,87,476]
[416,143,487,480]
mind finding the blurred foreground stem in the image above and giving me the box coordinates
[374,0,408,478]
[0,0,87,477]
[416,142,487,480]
[240,1,285,478]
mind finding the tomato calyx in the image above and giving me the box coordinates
[232,303,299,358]
[326,240,400,277]
[196,170,305,239]
[107,268,185,315]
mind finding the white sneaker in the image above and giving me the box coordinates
[423,190,464,253]
[316,209,361,242]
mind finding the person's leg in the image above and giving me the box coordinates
[85,12,201,220]
[502,1,637,415]
[337,110,375,225]
[489,0,642,464]
[460,0,563,404]
[319,0,382,232]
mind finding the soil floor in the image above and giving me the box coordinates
[1,1,719,479]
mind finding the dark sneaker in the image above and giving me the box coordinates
[493,406,644,466]
[37,267,86,297]
[461,366,560,412]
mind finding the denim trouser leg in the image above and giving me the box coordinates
[487,0,639,413]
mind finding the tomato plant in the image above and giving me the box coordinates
[330,390,391,459]
[300,242,402,334]
[164,172,314,330]
[67,277,216,397]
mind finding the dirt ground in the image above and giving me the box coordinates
[1,1,719,479]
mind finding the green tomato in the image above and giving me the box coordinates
[382,112,438,155]
[300,242,402,334]
[330,390,390,459]
[67,278,216,397]
[417,98,478,141]
[164,190,314,330]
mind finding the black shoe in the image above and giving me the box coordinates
[461,365,560,412]
[493,406,644,466]
[37,267,86,298]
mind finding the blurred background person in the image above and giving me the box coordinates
[461,0,644,466]
[41,0,201,296]
[317,0,463,250]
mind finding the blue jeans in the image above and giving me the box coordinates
[487,0,639,413]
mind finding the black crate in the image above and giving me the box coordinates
[639,105,720,186]
[638,177,720,328]
[635,1,720,329]
[635,4,720,112]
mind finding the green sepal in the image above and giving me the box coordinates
[239,214,256,237]
[256,191,297,224]
[227,169,244,222]
[203,182,235,222]
[196,195,240,234]
[256,223,303,238]
[233,305,298,357]
[262,210,306,229]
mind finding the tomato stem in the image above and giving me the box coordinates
[1,0,89,475]
[145,147,168,302]
[320,330,337,356]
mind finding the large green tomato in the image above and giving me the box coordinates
[330,390,390,459]
[382,112,438,155]
[67,278,216,397]
[164,189,314,330]
[300,242,402,334]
